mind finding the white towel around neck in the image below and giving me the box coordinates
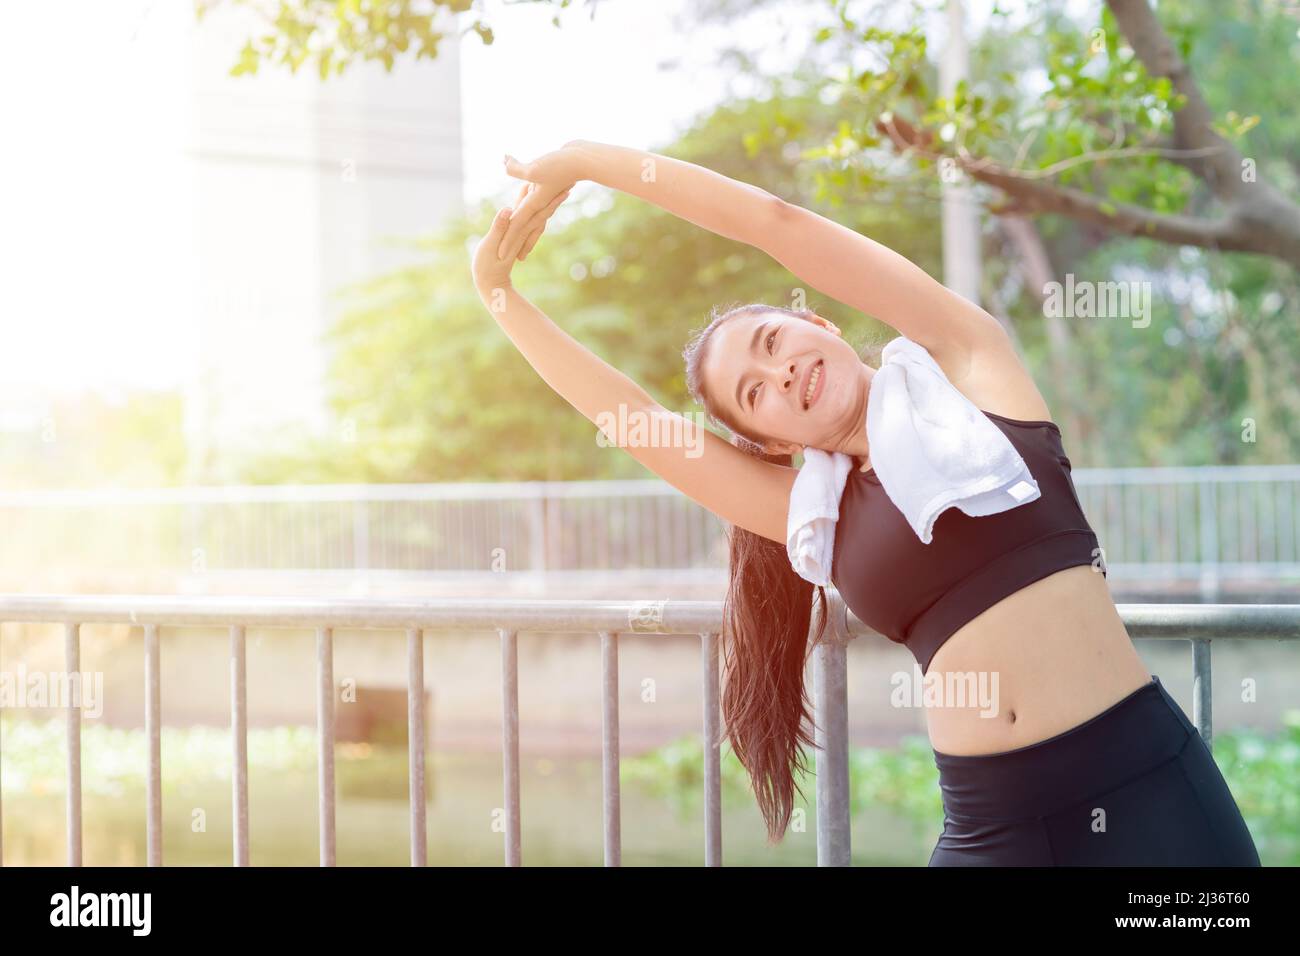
[785,335,1041,587]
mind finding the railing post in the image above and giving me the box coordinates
[600,630,621,867]
[499,627,521,866]
[352,501,369,571]
[700,631,722,867]
[527,496,547,573]
[407,627,427,867]
[144,623,162,866]
[813,592,853,866]
[230,625,249,866]
[65,621,82,867]
[1199,480,1219,601]
[316,626,336,866]
[1,626,4,867]
[545,495,561,572]
[1191,638,1213,751]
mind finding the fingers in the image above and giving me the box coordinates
[496,184,551,258]
[504,183,533,252]
[497,213,535,263]
[482,205,513,258]
[547,186,572,213]
[497,183,570,258]
[496,199,528,259]
[518,223,545,262]
[487,205,513,243]
[517,187,572,261]
[503,154,533,181]
[472,205,515,284]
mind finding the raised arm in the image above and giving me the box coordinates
[500,140,1012,382]
[472,199,797,545]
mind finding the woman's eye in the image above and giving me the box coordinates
[748,330,778,408]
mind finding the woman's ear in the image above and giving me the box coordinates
[809,313,841,337]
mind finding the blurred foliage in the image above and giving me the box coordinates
[243,101,1298,482]
[758,2,1198,212]
[0,718,318,797]
[2,706,1294,863]
[1211,711,1300,865]
[196,0,595,77]
[621,710,1300,864]
[213,0,1297,258]
[242,93,903,483]
[717,0,1300,463]
[206,0,1300,484]
[0,391,186,490]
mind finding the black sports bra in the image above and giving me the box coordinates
[830,410,1104,675]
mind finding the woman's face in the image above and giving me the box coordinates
[703,310,871,455]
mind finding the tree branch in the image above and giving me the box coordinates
[871,8,1300,276]
[1104,0,1245,201]
[875,114,1256,253]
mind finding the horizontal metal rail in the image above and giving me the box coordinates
[5,466,1300,581]
[6,594,1299,635]
[3,464,1298,507]
[1,594,1296,867]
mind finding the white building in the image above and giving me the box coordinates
[185,7,465,479]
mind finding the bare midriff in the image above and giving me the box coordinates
[921,564,1153,756]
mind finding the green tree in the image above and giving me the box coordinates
[237,94,908,482]
[218,0,1300,481]
[0,391,187,490]
[210,0,1300,268]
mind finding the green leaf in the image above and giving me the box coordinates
[229,39,260,77]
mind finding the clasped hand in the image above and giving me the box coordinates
[471,143,586,292]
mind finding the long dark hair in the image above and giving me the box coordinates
[682,301,876,844]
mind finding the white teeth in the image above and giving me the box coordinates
[804,362,822,407]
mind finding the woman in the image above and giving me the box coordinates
[471,139,1261,866]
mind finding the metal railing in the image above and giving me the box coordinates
[5,466,1300,589]
[0,594,1296,867]
[1073,464,1300,596]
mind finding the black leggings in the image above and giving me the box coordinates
[928,675,1261,866]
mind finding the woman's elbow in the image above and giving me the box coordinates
[739,192,796,249]
[767,191,794,216]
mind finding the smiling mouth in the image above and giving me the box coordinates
[802,359,825,410]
